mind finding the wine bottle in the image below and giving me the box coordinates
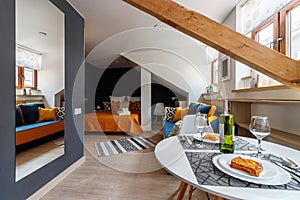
[219,100,235,153]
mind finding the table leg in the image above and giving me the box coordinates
[213,195,227,200]
[177,181,188,200]
[188,185,194,200]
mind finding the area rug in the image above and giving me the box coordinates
[95,136,156,157]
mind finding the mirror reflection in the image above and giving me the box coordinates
[15,0,65,181]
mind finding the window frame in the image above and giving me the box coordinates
[251,15,278,51]
[251,0,300,56]
[16,66,37,89]
[283,0,300,58]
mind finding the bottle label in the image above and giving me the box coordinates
[219,123,224,144]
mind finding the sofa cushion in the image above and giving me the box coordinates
[38,107,57,122]
[16,120,62,132]
[56,107,65,120]
[197,104,212,115]
[208,116,219,133]
[187,103,200,114]
[19,103,45,124]
[16,106,23,126]
[165,107,176,121]
[163,120,175,138]
[173,107,189,122]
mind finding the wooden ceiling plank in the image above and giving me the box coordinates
[123,0,300,90]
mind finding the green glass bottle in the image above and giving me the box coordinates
[219,100,235,153]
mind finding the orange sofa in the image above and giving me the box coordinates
[16,103,64,145]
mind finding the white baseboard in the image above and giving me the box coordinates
[27,156,85,200]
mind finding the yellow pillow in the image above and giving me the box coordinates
[38,107,57,122]
[172,107,189,122]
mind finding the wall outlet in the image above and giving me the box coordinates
[74,108,82,115]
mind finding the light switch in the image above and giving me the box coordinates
[74,108,82,115]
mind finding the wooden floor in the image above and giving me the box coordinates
[42,131,212,200]
[16,136,64,181]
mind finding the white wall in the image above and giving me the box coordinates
[241,0,293,34]
[86,27,211,104]
[124,48,206,103]
[219,3,300,135]
[39,50,64,107]
[16,0,65,108]
[38,5,65,108]
[141,68,151,131]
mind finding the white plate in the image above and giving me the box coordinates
[194,133,220,144]
[212,154,291,185]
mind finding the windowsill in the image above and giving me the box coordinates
[232,85,288,93]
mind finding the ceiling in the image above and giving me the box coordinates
[16,0,64,54]
[68,0,240,54]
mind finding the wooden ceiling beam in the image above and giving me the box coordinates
[123,0,300,91]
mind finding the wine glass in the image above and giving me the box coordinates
[194,113,209,148]
[249,116,271,158]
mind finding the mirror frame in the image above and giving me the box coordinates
[15,0,66,182]
[0,0,84,198]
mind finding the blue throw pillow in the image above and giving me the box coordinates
[187,103,200,114]
[19,103,45,124]
[164,120,175,138]
[197,104,212,115]
[209,117,219,133]
[16,106,23,126]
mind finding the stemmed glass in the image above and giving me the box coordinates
[249,116,271,158]
[194,113,209,148]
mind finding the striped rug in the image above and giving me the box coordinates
[95,136,156,157]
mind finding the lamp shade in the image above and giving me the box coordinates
[153,102,165,116]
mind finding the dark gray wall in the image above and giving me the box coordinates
[0,0,84,199]
[85,62,105,113]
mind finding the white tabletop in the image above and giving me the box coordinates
[154,136,300,200]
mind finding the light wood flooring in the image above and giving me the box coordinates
[16,137,64,181]
[42,131,212,200]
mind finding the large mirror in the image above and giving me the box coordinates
[15,0,65,181]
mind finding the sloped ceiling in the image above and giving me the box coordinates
[68,0,239,54]
[69,0,240,101]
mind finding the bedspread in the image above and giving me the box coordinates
[84,111,143,134]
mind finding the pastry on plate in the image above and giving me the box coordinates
[230,156,263,177]
[203,133,219,141]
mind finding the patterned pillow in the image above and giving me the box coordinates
[56,107,65,120]
[134,101,141,111]
[103,102,111,111]
[129,102,137,112]
[165,107,176,122]
[129,101,141,111]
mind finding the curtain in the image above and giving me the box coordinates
[16,47,42,70]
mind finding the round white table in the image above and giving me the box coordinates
[154,136,300,200]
